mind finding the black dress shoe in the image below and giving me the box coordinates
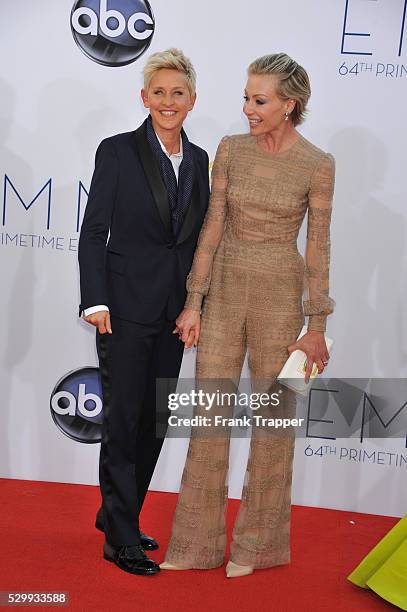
[95,507,159,551]
[138,532,159,551]
[103,541,160,576]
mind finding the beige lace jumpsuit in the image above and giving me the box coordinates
[164,133,335,569]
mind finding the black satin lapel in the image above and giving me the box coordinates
[176,174,201,245]
[133,121,172,237]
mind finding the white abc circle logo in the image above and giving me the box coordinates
[50,367,103,443]
[52,383,102,418]
[71,0,155,67]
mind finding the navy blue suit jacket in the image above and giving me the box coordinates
[78,119,210,323]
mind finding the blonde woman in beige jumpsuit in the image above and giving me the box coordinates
[161,53,335,577]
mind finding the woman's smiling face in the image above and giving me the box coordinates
[142,68,196,134]
[243,74,295,134]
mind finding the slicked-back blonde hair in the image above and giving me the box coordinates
[248,53,310,126]
[143,48,196,95]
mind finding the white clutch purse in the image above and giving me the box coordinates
[277,325,333,395]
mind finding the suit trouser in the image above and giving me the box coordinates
[96,312,184,547]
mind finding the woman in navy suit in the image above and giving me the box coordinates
[78,48,209,576]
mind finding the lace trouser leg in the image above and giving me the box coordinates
[228,309,301,569]
[164,435,230,568]
[230,416,295,569]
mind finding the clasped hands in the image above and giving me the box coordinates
[173,309,329,382]
[172,308,201,349]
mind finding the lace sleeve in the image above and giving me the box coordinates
[184,136,230,311]
[304,153,336,332]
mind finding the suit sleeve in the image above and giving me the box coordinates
[78,138,119,314]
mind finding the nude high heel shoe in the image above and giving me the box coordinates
[225,560,254,578]
[159,561,190,570]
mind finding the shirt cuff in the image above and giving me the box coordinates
[83,305,109,317]
[307,315,327,332]
[184,292,203,311]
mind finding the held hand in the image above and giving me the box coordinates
[288,330,329,384]
[172,308,201,349]
[84,311,112,335]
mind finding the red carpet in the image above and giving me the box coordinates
[0,478,400,611]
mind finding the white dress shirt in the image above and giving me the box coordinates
[83,132,183,318]
[156,133,183,182]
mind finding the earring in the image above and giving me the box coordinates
[284,111,289,122]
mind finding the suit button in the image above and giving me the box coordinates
[166,243,175,249]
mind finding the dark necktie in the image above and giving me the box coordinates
[146,115,194,236]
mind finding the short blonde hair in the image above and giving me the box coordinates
[143,48,196,95]
[248,53,311,126]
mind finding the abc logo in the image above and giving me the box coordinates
[71,0,155,67]
[50,367,103,443]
